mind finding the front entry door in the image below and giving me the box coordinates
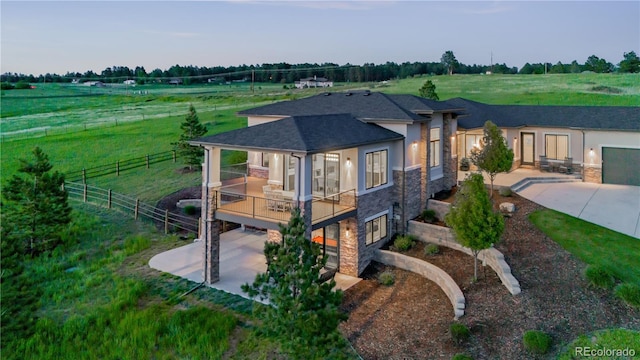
[521,133,535,166]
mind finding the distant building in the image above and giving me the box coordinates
[83,81,105,87]
[294,75,333,89]
[123,79,136,85]
[169,78,183,85]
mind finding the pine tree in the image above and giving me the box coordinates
[418,80,439,100]
[2,146,72,255]
[173,104,207,170]
[242,208,348,359]
[469,120,514,198]
[445,173,504,281]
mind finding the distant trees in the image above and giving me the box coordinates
[2,147,72,255]
[618,51,640,73]
[2,51,637,84]
[445,173,504,282]
[173,105,207,170]
[469,120,514,198]
[584,55,614,73]
[418,80,439,100]
[242,208,347,359]
[441,51,459,75]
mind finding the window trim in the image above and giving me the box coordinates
[544,134,569,160]
[430,127,441,167]
[365,149,388,190]
[365,212,388,246]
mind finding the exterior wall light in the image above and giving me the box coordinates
[346,227,351,238]
[346,157,351,168]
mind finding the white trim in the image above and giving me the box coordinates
[206,181,223,188]
[356,181,394,197]
[404,164,422,171]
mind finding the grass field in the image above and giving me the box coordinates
[2,73,639,359]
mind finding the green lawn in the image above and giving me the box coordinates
[558,329,640,360]
[529,209,640,285]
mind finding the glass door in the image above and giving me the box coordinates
[312,153,340,198]
[284,155,296,191]
[521,133,535,165]
[311,225,339,270]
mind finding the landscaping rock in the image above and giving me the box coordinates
[499,202,516,215]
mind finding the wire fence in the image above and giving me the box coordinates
[65,181,200,235]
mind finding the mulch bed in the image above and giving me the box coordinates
[339,192,640,359]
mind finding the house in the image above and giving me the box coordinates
[294,75,333,89]
[169,78,183,85]
[450,98,640,186]
[191,91,463,284]
[123,79,136,86]
[191,91,639,285]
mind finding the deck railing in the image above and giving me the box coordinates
[213,188,357,224]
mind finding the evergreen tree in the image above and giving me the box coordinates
[440,50,459,75]
[445,173,504,281]
[618,51,640,73]
[418,80,439,100]
[242,208,347,359]
[469,120,514,198]
[2,146,72,255]
[173,104,207,170]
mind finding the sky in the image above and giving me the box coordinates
[1,1,639,75]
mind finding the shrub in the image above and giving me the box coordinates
[523,330,552,354]
[450,323,470,344]
[394,235,415,252]
[498,187,512,197]
[184,205,197,215]
[452,354,473,360]
[424,243,440,256]
[615,283,640,308]
[584,265,615,289]
[421,209,438,223]
[15,81,31,90]
[378,270,395,286]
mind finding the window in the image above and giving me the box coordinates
[430,128,440,167]
[365,150,387,189]
[366,214,388,245]
[465,134,482,157]
[261,152,270,167]
[545,134,568,160]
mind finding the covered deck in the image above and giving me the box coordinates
[213,177,357,230]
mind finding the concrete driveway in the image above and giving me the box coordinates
[517,182,640,239]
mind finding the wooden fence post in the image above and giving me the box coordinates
[83,184,88,202]
[146,155,150,169]
[107,189,112,209]
[116,161,120,176]
[82,168,86,184]
[134,199,139,220]
[172,150,177,163]
[165,209,169,234]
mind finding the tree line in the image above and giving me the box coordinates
[2,51,638,85]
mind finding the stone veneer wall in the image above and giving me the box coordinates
[353,185,395,276]
[201,185,220,284]
[248,166,268,179]
[267,229,282,243]
[393,168,422,231]
[339,217,359,277]
[426,199,451,223]
[408,220,521,295]
[442,114,457,190]
[583,165,602,184]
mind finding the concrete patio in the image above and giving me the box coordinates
[149,228,362,300]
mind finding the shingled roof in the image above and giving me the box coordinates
[191,113,404,154]
[238,91,463,122]
[449,98,640,131]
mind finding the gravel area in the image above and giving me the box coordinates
[339,192,640,359]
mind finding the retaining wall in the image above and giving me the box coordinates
[374,250,465,319]
[408,221,521,295]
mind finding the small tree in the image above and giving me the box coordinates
[469,120,514,198]
[2,147,72,255]
[445,173,504,281]
[242,208,347,359]
[418,80,439,100]
[173,104,207,170]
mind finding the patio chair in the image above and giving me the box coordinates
[559,157,573,174]
[539,155,550,172]
[262,185,273,194]
[265,190,278,211]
